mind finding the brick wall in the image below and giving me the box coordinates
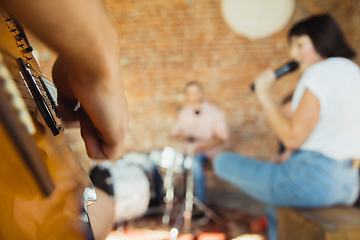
[32,0,360,160]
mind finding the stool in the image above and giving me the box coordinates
[278,207,360,240]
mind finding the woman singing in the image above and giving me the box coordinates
[214,14,360,240]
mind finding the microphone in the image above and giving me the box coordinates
[187,136,195,142]
[250,61,299,91]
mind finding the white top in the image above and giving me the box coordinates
[292,57,360,161]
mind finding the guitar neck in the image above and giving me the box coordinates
[0,11,58,115]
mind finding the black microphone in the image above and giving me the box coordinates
[187,136,195,142]
[250,61,299,91]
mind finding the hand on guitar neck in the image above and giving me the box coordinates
[1,0,130,160]
[52,56,129,160]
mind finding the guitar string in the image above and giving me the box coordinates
[12,75,49,97]
[11,65,60,120]
[32,76,53,104]
[12,77,54,106]
[30,75,60,121]
[27,65,54,86]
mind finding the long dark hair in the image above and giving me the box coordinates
[288,14,355,59]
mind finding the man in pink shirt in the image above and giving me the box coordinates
[171,81,229,209]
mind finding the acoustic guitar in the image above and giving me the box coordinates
[0,8,97,240]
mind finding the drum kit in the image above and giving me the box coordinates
[90,143,221,239]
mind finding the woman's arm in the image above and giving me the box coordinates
[255,70,320,150]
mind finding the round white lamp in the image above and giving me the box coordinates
[221,0,296,39]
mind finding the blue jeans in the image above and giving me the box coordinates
[192,154,209,204]
[213,151,359,240]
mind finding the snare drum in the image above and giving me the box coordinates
[104,162,150,223]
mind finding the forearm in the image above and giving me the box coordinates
[258,94,298,149]
[171,131,187,141]
[198,137,224,152]
[254,70,319,151]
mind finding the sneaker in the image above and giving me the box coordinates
[192,214,210,226]
[191,210,205,220]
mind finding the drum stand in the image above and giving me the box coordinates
[169,142,222,240]
[160,147,185,226]
[162,164,176,225]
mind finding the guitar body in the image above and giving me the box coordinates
[0,9,94,240]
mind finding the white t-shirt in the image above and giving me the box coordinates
[291,57,360,161]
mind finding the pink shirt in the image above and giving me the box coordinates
[171,101,229,159]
